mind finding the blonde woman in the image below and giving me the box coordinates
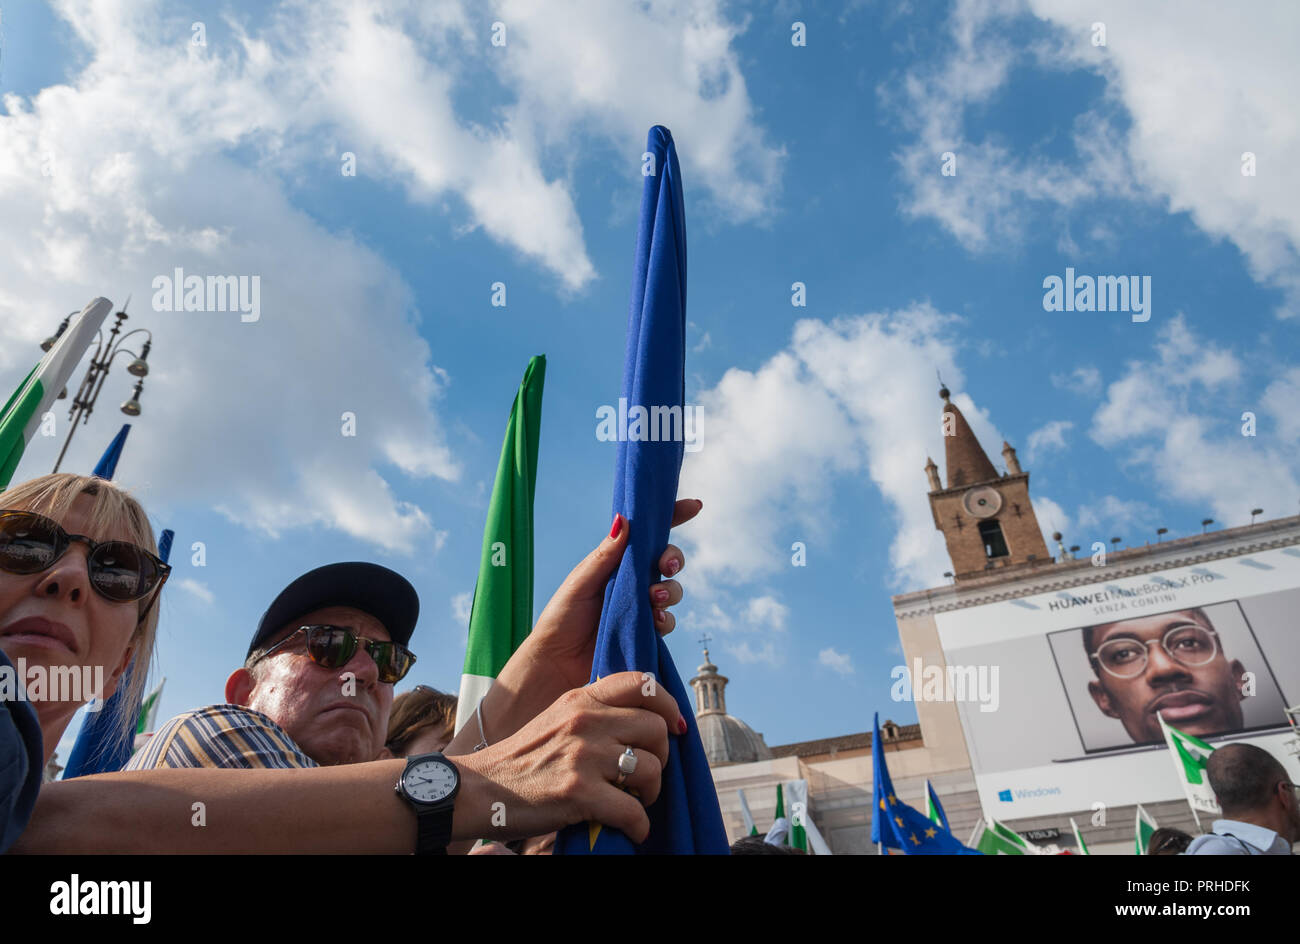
[15,502,702,853]
[0,473,168,850]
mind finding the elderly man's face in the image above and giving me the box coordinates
[242,606,395,766]
[1087,609,1245,744]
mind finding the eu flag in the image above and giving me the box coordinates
[555,127,728,854]
[871,713,980,855]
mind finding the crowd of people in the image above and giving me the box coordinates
[0,472,700,854]
[0,471,1295,855]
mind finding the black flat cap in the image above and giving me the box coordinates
[248,562,419,658]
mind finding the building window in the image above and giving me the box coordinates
[712,687,720,710]
[978,519,1009,558]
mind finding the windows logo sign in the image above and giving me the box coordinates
[998,789,1013,803]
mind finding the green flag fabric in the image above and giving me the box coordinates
[786,779,809,852]
[1134,804,1158,855]
[1157,712,1220,821]
[136,677,166,736]
[455,356,546,734]
[0,298,111,489]
[970,818,1030,855]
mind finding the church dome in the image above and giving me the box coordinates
[689,648,773,766]
[696,711,774,766]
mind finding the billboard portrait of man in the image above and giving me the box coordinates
[1082,607,1245,745]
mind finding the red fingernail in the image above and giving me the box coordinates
[609,514,624,539]
[665,558,680,577]
[653,588,669,602]
[677,717,688,734]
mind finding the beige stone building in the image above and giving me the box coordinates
[703,384,1300,854]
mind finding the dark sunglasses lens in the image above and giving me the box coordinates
[0,514,60,573]
[88,542,156,601]
[305,627,355,668]
[362,640,413,682]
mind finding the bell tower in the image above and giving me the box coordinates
[927,385,1051,580]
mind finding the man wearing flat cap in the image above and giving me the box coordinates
[129,562,420,770]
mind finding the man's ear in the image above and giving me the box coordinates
[1230,659,1248,701]
[226,667,254,706]
[100,644,137,700]
[1088,679,1118,719]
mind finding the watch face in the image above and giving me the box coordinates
[962,486,1002,519]
[404,759,458,804]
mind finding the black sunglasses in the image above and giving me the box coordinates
[254,625,417,684]
[0,509,171,605]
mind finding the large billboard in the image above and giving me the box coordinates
[934,545,1300,820]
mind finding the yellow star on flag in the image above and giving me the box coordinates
[910,832,920,845]
[925,827,937,839]
[894,815,904,829]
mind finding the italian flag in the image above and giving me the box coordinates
[455,356,546,733]
[1158,712,1220,826]
[1134,803,1158,855]
[0,298,112,489]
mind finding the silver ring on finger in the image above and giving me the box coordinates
[615,746,638,785]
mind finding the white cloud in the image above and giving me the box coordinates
[679,303,980,591]
[725,639,778,666]
[1088,317,1298,530]
[1031,494,1071,549]
[1051,366,1103,397]
[818,647,854,675]
[1073,495,1159,543]
[744,595,789,632]
[1026,420,1073,462]
[880,0,1095,252]
[888,0,1300,315]
[0,0,782,554]
[176,578,215,605]
[451,591,473,626]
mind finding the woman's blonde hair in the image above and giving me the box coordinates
[0,473,163,751]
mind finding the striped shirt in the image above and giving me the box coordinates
[124,704,318,770]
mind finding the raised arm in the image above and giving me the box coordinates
[12,672,683,854]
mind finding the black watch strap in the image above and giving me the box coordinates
[414,804,453,856]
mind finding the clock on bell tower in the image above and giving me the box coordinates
[925,385,1051,580]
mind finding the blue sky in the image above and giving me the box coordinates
[0,0,1296,761]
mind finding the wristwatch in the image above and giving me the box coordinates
[394,752,460,855]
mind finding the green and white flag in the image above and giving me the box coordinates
[455,356,546,733]
[1070,817,1090,855]
[1157,712,1219,827]
[737,788,757,836]
[1134,804,1158,855]
[785,779,809,852]
[969,817,1030,855]
[0,298,112,489]
[136,677,166,735]
[924,778,942,826]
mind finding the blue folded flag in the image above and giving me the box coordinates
[555,126,728,854]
